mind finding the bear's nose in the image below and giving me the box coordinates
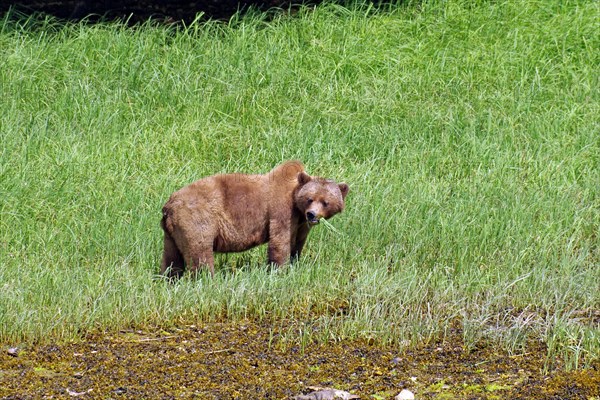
[306,211,318,223]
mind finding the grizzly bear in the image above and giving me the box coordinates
[160,161,349,278]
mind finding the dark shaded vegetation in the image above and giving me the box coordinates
[0,0,369,22]
[1,321,599,399]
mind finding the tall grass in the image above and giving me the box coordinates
[1,0,598,368]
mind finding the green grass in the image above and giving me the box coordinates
[1,0,598,369]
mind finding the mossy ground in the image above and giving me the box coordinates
[1,321,598,399]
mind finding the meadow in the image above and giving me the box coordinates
[0,0,598,370]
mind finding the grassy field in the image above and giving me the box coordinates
[1,0,598,370]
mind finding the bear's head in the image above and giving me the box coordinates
[294,172,349,225]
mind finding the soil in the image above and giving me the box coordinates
[1,321,599,400]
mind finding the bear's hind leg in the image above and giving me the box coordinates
[160,233,185,279]
[185,243,215,278]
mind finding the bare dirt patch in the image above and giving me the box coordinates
[1,321,598,399]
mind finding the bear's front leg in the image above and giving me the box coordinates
[291,223,311,263]
[267,219,292,267]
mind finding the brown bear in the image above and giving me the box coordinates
[160,161,349,278]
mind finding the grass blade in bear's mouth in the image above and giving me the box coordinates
[320,218,344,235]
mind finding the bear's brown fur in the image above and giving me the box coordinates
[160,161,349,278]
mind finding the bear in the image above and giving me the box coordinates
[160,160,349,278]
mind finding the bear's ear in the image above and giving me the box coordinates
[297,171,312,186]
[338,183,349,199]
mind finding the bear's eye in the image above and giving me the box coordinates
[322,201,329,207]
[307,198,313,204]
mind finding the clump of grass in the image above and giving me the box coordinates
[1,0,598,369]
